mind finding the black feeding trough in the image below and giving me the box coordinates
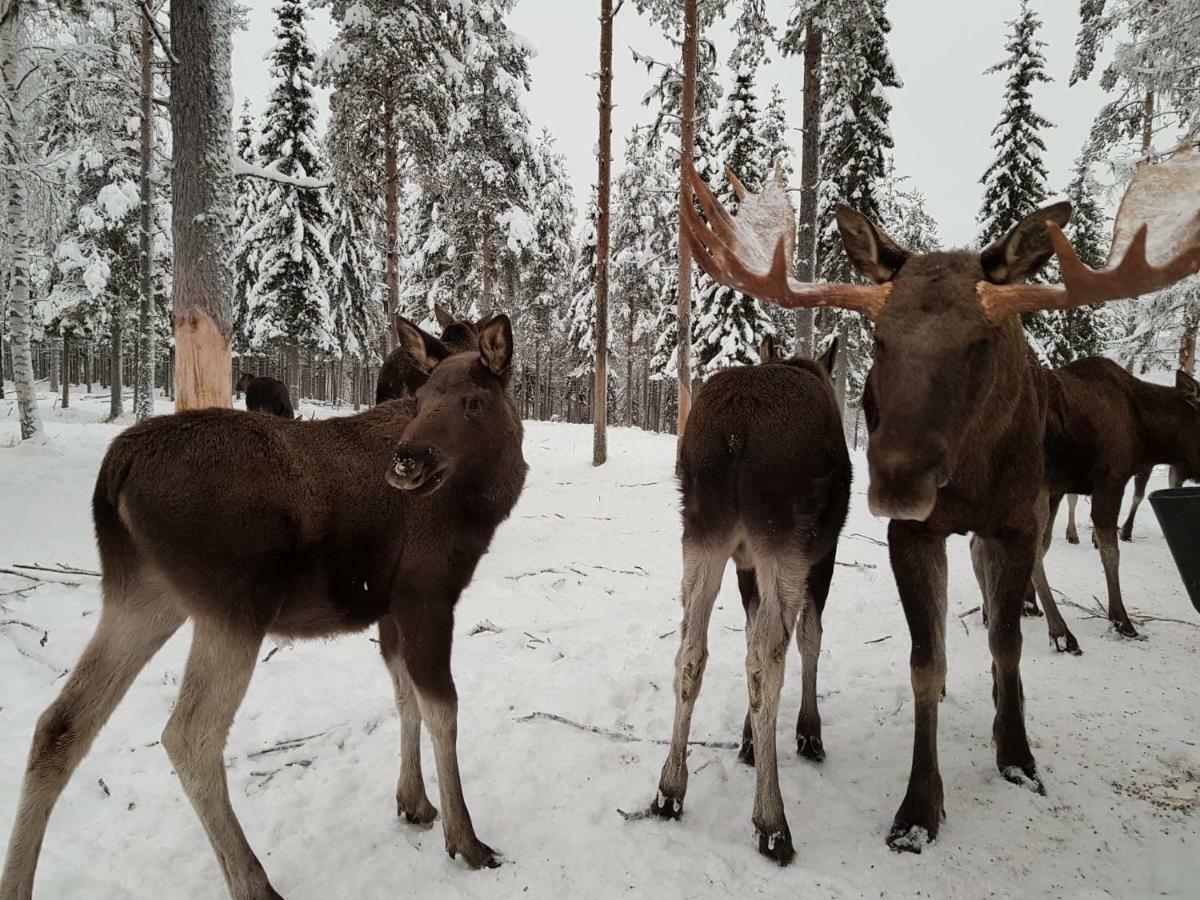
[1149,486,1200,614]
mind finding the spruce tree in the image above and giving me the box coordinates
[565,190,600,378]
[231,101,261,353]
[241,0,337,384]
[328,190,383,362]
[977,0,1054,355]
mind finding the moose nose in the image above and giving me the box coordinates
[386,444,448,494]
[867,438,949,521]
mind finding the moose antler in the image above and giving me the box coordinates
[979,148,1200,322]
[681,158,891,318]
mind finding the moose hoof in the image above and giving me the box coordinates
[796,734,825,762]
[1052,633,1082,656]
[755,824,795,866]
[1113,619,1141,639]
[650,789,683,820]
[1000,764,1046,796]
[886,821,936,853]
[397,796,439,827]
[448,838,502,870]
[1065,532,1080,545]
[1119,529,1133,543]
[737,739,755,766]
[1022,602,1043,618]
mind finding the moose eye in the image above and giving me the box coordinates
[465,397,484,414]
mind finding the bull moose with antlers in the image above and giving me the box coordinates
[673,149,1200,857]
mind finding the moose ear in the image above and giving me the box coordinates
[434,303,456,330]
[836,205,909,284]
[395,316,451,375]
[817,335,839,376]
[1177,369,1200,405]
[758,335,776,364]
[478,314,514,377]
[981,201,1072,284]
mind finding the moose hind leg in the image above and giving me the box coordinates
[977,534,1044,793]
[735,565,759,765]
[162,617,278,900]
[1120,468,1150,542]
[1064,494,1080,544]
[652,539,727,816]
[795,548,834,762]
[378,616,436,825]
[887,523,948,853]
[745,553,806,865]
[1,591,184,899]
[1093,486,1138,637]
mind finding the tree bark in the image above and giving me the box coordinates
[794,23,822,357]
[676,0,698,434]
[2,2,43,439]
[382,85,398,357]
[135,6,155,421]
[61,333,70,409]
[593,0,614,465]
[170,0,234,411]
[110,312,124,418]
[49,338,59,394]
[1182,317,1197,375]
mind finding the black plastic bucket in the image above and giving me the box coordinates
[1149,486,1200,614]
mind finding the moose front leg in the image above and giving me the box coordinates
[1092,485,1138,637]
[1033,492,1081,654]
[1064,494,1080,544]
[1119,468,1151,542]
[396,601,498,869]
[886,522,948,853]
[378,616,437,825]
[974,532,1043,792]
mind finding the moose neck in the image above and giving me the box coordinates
[1135,384,1197,468]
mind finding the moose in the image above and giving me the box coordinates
[650,332,850,863]
[679,148,1200,855]
[236,372,296,419]
[1024,360,1200,651]
[0,316,526,899]
[376,303,493,403]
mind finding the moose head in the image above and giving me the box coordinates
[682,150,1200,522]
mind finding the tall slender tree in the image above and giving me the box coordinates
[594,0,616,464]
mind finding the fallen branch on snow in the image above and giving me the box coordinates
[14,562,100,577]
[516,711,738,750]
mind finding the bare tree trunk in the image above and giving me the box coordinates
[170,0,234,411]
[593,0,614,466]
[2,4,42,439]
[110,309,124,419]
[287,342,300,406]
[794,23,822,357]
[49,338,59,395]
[1182,317,1197,375]
[382,86,398,358]
[135,7,155,421]
[675,0,699,435]
[61,333,70,409]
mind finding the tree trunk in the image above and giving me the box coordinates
[676,0,698,435]
[109,310,124,419]
[61,333,70,409]
[1182,317,1197,375]
[287,342,300,407]
[593,0,614,465]
[170,0,234,412]
[2,4,42,439]
[382,86,398,358]
[49,338,59,395]
[794,23,823,357]
[135,7,155,421]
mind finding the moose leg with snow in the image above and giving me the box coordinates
[0,316,526,900]
[681,149,1200,852]
[650,332,851,864]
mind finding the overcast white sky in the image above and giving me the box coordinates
[231,0,1115,246]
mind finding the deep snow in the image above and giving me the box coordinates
[1,391,1197,898]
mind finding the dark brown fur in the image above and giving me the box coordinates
[1030,361,1200,646]
[375,304,491,403]
[847,202,1073,851]
[0,317,526,898]
[236,372,295,420]
[650,338,850,863]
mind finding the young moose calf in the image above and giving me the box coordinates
[376,303,492,403]
[236,372,296,419]
[650,337,851,865]
[1,316,525,900]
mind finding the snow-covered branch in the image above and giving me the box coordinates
[232,157,332,190]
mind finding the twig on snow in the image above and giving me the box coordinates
[0,619,48,646]
[247,731,330,760]
[835,560,877,570]
[848,532,888,548]
[864,634,892,645]
[958,606,981,619]
[14,562,100,577]
[516,711,738,750]
[468,619,501,636]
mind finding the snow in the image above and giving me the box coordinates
[1,394,1198,898]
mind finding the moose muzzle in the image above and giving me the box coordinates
[387,443,452,496]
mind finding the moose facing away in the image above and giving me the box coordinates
[681,148,1200,856]
[650,333,851,864]
[376,303,493,403]
[236,372,296,420]
[0,316,526,900]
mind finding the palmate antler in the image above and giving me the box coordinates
[978,148,1200,322]
[684,149,1200,324]
[680,157,891,318]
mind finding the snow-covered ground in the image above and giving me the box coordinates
[1,391,1197,898]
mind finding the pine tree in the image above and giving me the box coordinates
[328,189,384,362]
[231,101,261,353]
[977,0,1054,356]
[565,190,600,377]
[242,0,337,387]
[760,84,794,176]
[877,158,941,254]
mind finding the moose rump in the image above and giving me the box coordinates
[651,342,851,865]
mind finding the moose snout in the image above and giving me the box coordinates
[867,439,949,522]
[387,444,452,495]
